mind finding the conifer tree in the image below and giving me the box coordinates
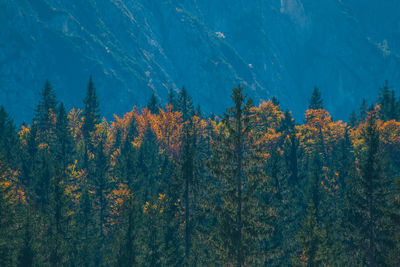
[177,87,194,121]
[34,80,58,133]
[147,93,160,114]
[0,106,19,165]
[378,80,397,121]
[55,103,75,171]
[344,107,392,266]
[309,87,323,110]
[48,165,69,266]
[17,208,34,267]
[168,88,177,110]
[208,85,273,266]
[82,76,100,141]
[115,196,139,267]
[0,158,18,266]
[271,96,280,106]
[359,98,368,122]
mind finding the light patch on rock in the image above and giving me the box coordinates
[215,32,226,39]
[280,0,309,29]
[377,39,391,56]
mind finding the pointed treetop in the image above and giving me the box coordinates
[83,76,101,140]
[309,87,323,110]
[178,86,194,121]
[146,93,160,114]
[271,96,280,106]
[34,80,58,130]
[168,88,177,109]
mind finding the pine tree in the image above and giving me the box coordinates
[208,85,273,266]
[177,87,194,121]
[93,135,110,264]
[55,103,75,171]
[34,80,58,133]
[309,87,323,110]
[17,208,34,267]
[378,80,396,121]
[147,93,160,114]
[344,107,392,266]
[349,111,358,127]
[168,88,177,110]
[0,106,19,165]
[116,196,139,267]
[181,119,195,264]
[0,158,18,266]
[271,96,280,106]
[82,76,100,141]
[282,110,299,185]
[48,165,69,266]
[359,98,368,122]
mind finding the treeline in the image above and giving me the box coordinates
[0,78,400,266]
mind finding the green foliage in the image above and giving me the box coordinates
[83,76,100,141]
[1,81,399,266]
[309,87,323,110]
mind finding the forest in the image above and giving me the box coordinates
[1,78,400,266]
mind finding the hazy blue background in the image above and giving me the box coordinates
[1,0,399,122]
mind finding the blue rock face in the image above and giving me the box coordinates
[1,0,399,122]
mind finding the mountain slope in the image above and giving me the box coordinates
[1,0,399,122]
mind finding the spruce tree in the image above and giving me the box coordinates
[34,80,58,133]
[168,88,177,109]
[359,98,368,122]
[82,76,100,141]
[378,80,397,120]
[17,208,34,267]
[55,103,75,171]
[177,87,194,121]
[344,107,391,266]
[309,87,323,110]
[208,85,273,266]
[147,93,160,114]
[0,106,19,165]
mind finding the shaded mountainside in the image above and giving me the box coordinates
[1,0,400,122]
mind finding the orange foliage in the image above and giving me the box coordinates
[297,109,347,156]
[68,108,83,140]
[151,104,184,156]
[251,100,284,131]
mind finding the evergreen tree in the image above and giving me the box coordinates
[34,80,58,133]
[378,80,397,120]
[177,87,194,121]
[0,158,18,266]
[55,103,75,171]
[115,197,139,267]
[309,87,323,110]
[181,119,195,264]
[0,106,19,165]
[359,98,368,122]
[344,107,392,266]
[208,85,273,266]
[48,165,69,266]
[349,111,358,127]
[147,93,160,114]
[82,76,100,141]
[271,96,280,106]
[17,209,34,267]
[168,88,177,110]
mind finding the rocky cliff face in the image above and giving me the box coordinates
[1,0,399,122]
